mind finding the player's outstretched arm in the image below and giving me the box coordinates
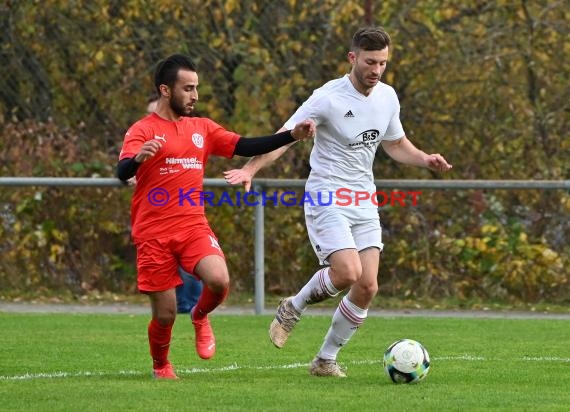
[381,135,452,172]
[231,120,314,158]
[224,123,310,191]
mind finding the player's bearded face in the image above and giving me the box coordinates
[169,70,199,117]
[352,48,389,89]
[169,92,192,117]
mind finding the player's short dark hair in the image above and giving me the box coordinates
[351,27,391,52]
[154,54,197,92]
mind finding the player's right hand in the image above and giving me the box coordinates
[134,140,162,163]
[223,168,253,192]
[291,119,316,141]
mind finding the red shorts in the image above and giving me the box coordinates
[135,220,225,293]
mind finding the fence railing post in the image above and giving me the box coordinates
[253,183,265,315]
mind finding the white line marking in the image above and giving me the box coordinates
[1,356,569,381]
[434,355,486,361]
[522,356,570,362]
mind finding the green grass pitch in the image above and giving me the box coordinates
[1,312,569,411]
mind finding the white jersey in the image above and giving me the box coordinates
[284,75,404,209]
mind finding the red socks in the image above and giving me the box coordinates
[192,285,228,320]
[148,318,174,369]
[148,286,228,367]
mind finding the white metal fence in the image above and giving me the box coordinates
[1,177,568,313]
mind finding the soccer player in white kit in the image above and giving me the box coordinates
[224,27,452,377]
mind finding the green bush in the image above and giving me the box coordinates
[1,1,568,305]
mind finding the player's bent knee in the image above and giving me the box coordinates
[341,262,363,284]
[346,270,363,285]
[331,267,362,289]
[204,273,230,293]
[332,257,362,277]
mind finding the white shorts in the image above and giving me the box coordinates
[304,205,383,265]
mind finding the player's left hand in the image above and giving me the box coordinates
[223,168,253,192]
[291,119,316,141]
[426,154,453,172]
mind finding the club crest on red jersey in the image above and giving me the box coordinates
[192,133,204,148]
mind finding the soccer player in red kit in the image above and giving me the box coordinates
[117,54,315,379]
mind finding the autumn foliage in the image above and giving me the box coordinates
[0,1,568,304]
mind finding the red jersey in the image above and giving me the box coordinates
[119,113,240,243]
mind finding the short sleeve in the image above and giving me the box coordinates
[383,90,405,141]
[203,118,241,158]
[283,89,326,130]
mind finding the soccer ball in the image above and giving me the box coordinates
[383,339,431,384]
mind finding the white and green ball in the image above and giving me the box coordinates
[383,339,431,384]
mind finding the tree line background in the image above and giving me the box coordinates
[0,0,568,306]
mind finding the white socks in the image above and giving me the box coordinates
[317,295,368,360]
[291,267,339,312]
[288,268,368,361]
